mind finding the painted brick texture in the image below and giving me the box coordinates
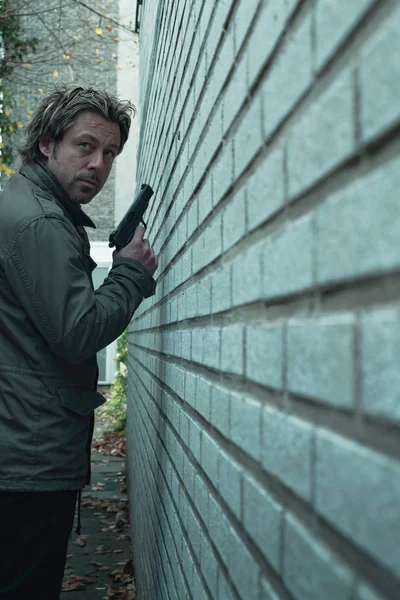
[128,1,400,599]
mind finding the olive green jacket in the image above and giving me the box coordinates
[0,161,155,491]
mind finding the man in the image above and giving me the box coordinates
[0,85,158,599]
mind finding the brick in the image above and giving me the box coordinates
[183,455,196,499]
[228,528,260,600]
[247,0,288,86]
[186,285,198,319]
[212,142,234,207]
[192,328,204,364]
[206,0,235,67]
[199,533,218,598]
[187,507,202,560]
[360,6,400,141]
[233,0,259,54]
[223,51,248,135]
[218,572,236,600]
[203,327,221,370]
[262,408,313,500]
[211,264,232,314]
[246,323,283,389]
[191,567,208,600]
[221,324,244,374]
[189,418,202,463]
[260,578,285,600]
[196,376,211,420]
[233,94,263,178]
[231,394,262,461]
[201,108,223,165]
[192,141,209,192]
[232,239,264,306]
[316,155,400,284]
[262,215,314,300]
[185,372,197,408]
[288,69,355,198]
[192,235,205,276]
[361,308,400,423]
[219,450,242,518]
[197,275,212,316]
[187,199,198,239]
[180,411,190,446]
[222,188,246,251]
[212,27,235,103]
[208,496,233,564]
[287,315,355,408]
[243,475,283,571]
[194,474,209,525]
[203,214,223,266]
[181,539,194,588]
[201,431,219,487]
[199,0,214,50]
[315,428,400,575]
[247,145,285,232]
[284,513,353,600]
[315,0,375,70]
[178,291,187,319]
[356,583,384,600]
[181,330,192,361]
[262,13,313,142]
[210,384,230,438]
[181,248,192,284]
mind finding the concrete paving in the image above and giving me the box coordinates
[61,453,135,599]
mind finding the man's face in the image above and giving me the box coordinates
[39,110,121,204]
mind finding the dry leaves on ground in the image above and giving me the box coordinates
[105,583,135,599]
[72,536,87,547]
[92,433,126,457]
[61,576,95,591]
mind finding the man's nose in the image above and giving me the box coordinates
[88,150,105,171]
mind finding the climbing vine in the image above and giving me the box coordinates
[0,0,137,174]
[0,0,38,173]
[103,329,129,432]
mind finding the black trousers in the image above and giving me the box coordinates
[0,490,78,600]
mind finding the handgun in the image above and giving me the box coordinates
[108,184,154,251]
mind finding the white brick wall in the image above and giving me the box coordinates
[128,1,400,599]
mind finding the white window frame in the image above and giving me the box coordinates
[90,242,118,385]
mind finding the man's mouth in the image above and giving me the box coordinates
[79,179,98,189]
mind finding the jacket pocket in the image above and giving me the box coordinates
[58,388,106,416]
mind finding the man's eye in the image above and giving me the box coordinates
[105,150,116,159]
[79,142,90,149]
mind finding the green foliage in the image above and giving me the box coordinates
[103,329,128,432]
[0,0,38,168]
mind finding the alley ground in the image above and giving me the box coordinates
[61,431,136,600]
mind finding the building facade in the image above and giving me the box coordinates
[127,1,400,599]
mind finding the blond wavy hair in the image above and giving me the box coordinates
[19,85,135,162]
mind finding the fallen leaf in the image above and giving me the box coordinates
[61,575,94,591]
[123,559,133,574]
[95,27,103,35]
[72,536,87,547]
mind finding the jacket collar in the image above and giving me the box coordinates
[20,160,96,229]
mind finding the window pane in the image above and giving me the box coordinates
[93,266,109,382]
[92,266,108,290]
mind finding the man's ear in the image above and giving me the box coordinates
[38,137,54,158]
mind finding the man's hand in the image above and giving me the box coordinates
[113,225,158,276]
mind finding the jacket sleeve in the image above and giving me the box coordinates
[4,214,156,364]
